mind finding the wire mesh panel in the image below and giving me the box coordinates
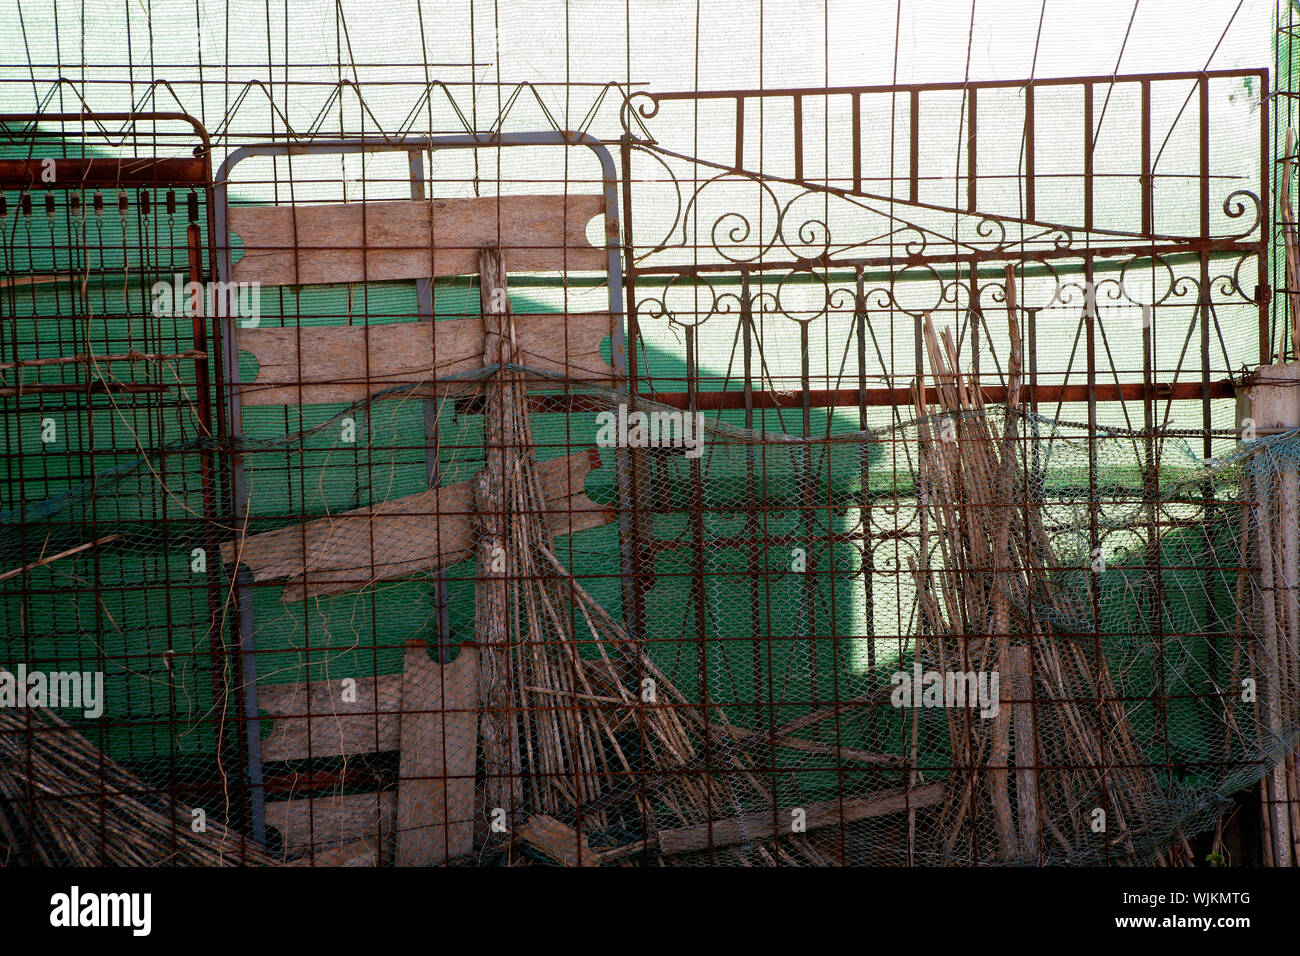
[0,115,270,863]
[610,70,1297,866]
[0,55,1296,867]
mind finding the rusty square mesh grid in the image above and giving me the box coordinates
[0,0,1298,867]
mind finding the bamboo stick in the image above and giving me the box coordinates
[471,248,841,866]
[911,269,1159,864]
[0,349,205,370]
[0,704,274,866]
[0,534,122,583]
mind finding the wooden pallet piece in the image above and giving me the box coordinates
[266,792,397,858]
[655,782,945,857]
[229,195,606,286]
[235,312,616,406]
[220,449,612,601]
[396,642,479,866]
[258,673,403,762]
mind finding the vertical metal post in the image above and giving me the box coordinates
[212,179,266,844]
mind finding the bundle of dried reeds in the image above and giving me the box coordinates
[0,702,274,866]
[909,266,1160,864]
[474,247,832,864]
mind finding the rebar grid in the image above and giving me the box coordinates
[0,1,1296,868]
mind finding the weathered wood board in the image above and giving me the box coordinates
[266,792,397,857]
[229,195,607,286]
[258,673,403,762]
[280,837,380,867]
[396,642,479,866]
[221,449,611,601]
[655,782,945,856]
[261,645,479,865]
[1006,645,1040,860]
[236,312,616,406]
[517,814,599,867]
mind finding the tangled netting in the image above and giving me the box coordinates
[2,367,1298,866]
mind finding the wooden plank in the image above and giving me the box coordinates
[229,195,606,286]
[258,673,403,762]
[266,792,396,856]
[236,312,616,406]
[1006,645,1040,861]
[517,814,599,867]
[280,838,380,867]
[655,782,945,857]
[396,642,479,866]
[221,449,612,601]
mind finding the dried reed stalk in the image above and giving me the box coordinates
[0,703,274,866]
[0,533,122,583]
[0,348,205,371]
[473,247,834,864]
[910,266,1159,864]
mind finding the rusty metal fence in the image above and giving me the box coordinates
[1,63,1297,866]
